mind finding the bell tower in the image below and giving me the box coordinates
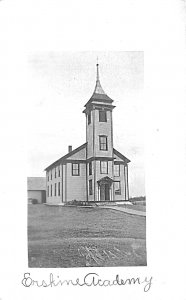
[83,63,116,201]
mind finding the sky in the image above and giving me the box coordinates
[27,51,145,197]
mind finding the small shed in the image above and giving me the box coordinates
[27,177,46,204]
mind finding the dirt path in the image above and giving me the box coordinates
[101,206,146,217]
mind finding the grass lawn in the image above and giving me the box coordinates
[28,204,146,268]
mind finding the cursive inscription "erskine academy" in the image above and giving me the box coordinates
[22,272,152,292]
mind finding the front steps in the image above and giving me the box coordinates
[45,200,133,207]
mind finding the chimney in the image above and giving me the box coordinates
[68,145,72,153]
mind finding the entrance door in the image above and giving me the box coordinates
[105,184,110,200]
[100,184,110,201]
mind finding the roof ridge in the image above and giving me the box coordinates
[45,142,87,171]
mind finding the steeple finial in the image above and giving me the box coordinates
[96,57,99,81]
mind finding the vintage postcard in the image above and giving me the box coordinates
[0,0,186,299]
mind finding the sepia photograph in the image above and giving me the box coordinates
[27,52,146,268]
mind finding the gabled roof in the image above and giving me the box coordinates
[97,176,114,184]
[45,143,87,171]
[27,177,46,191]
[113,148,130,163]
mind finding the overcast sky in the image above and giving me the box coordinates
[27,51,145,197]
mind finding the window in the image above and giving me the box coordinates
[47,186,49,196]
[114,164,120,177]
[58,182,60,196]
[50,171,52,180]
[58,166,60,177]
[72,163,80,176]
[99,110,107,122]
[114,181,121,195]
[89,162,92,176]
[89,179,93,195]
[55,167,57,178]
[54,183,57,196]
[100,161,108,174]
[47,173,49,181]
[50,184,52,196]
[99,135,108,151]
[88,112,91,125]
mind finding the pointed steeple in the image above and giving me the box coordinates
[89,62,113,102]
[93,63,106,95]
[83,62,115,113]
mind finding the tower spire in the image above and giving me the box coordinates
[94,60,106,95]
[96,57,99,81]
[83,61,115,112]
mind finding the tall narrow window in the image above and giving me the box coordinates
[47,186,49,196]
[58,166,60,177]
[89,179,93,195]
[89,162,92,175]
[48,173,49,181]
[50,184,52,196]
[50,170,52,180]
[114,164,120,177]
[55,167,57,178]
[100,161,108,174]
[72,163,80,176]
[54,183,57,196]
[114,181,121,195]
[88,112,91,125]
[99,110,107,122]
[99,135,108,151]
[58,182,60,196]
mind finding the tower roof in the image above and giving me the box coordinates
[93,63,106,95]
[84,63,114,109]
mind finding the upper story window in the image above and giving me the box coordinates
[100,161,108,174]
[114,181,121,195]
[114,164,120,177]
[50,170,52,180]
[99,135,108,151]
[47,186,49,196]
[99,110,107,122]
[72,163,80,176]
[55,167,57,178]
[88,112,91,125]
[47,173,49,181]
[89,162,92,176]
[58,166,60,177]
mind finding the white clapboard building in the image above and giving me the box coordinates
[45,64,130,204]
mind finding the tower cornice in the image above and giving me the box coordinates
[83,103,115,114]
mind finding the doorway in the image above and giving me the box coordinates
[41,190,46,203]
[100,184,110,201]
